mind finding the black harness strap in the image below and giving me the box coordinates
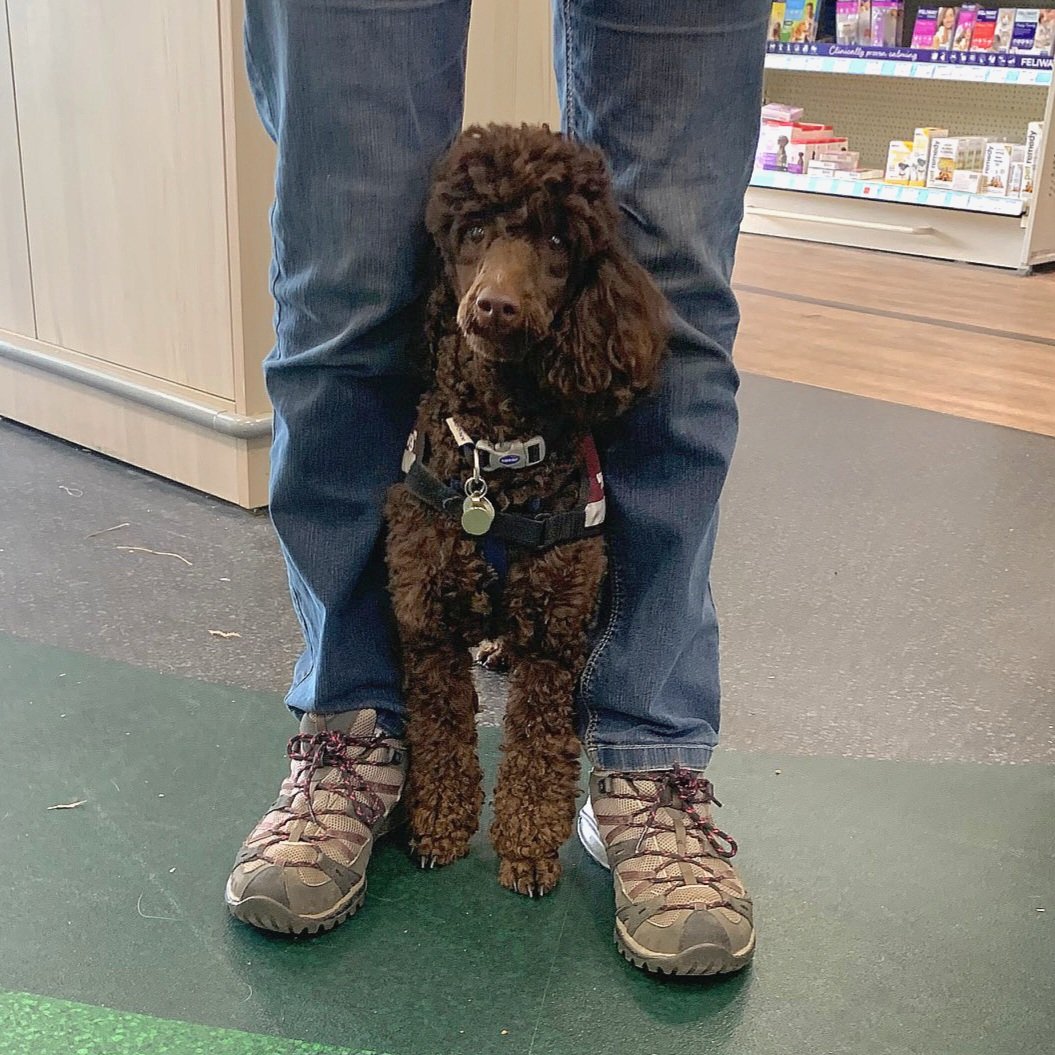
[401,428,604,552]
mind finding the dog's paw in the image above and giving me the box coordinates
[474,638,510,673]
[497,854,562,897]
[409,832,471,870]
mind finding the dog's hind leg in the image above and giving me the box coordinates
[403,639,484,868]
[490,537,606,896]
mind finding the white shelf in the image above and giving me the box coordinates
[749,169,1027,217]
[765,44,1052,87]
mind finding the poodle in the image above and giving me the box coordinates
[384,124,668,896]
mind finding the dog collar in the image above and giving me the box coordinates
[445,417,546,473]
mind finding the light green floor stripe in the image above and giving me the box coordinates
[0,993,394,1055]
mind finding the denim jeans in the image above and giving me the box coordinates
[244,0,768,772]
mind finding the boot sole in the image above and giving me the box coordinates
[615,918,755,977]
[225,879,367,936]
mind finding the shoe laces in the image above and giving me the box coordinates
[286,729,393,831]
[607,765,738,898]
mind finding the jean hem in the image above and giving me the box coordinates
[585,742,715,773]
[285,694,406,738]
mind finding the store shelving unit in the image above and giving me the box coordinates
[744,41,1055,271]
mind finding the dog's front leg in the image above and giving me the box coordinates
[491,658,582,896]
[402,639,483,867]
[490,537,606,896]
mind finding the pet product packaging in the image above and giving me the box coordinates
[783,142,820,174]
[983,142,1027,195]
[953,4,979,48]
[926,136,987,186]
[1035,9,1055,52]
[836,168,885,179]
[870,0,904,45]
[761,102,805,122]
[1011,8,1043,51]
[911,7,940,46]
[1008,162,1025,196]
[768,2,787,43]
[781,0,821,42]
[910,126,950,187]
[836,0,871,42]
[969,8,999,49]
[817,149,860,169]
[949,170,985,192]
[992,7,1018,50]
[932,6,961,47]
[1023,120,1045,196]
[885,140,915,184]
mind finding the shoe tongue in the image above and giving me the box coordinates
[298,709,379,738]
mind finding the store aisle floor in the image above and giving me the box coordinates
[1,248,1053,1054]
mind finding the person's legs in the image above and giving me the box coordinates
[227,0,470,935]
[555,0,769,771]
[244,0,472,734]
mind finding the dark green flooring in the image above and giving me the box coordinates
[3,633,1053,1055]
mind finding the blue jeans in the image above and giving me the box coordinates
[244,0,768,772]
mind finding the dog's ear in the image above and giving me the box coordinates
[543,239,669,423]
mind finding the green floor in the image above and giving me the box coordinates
[3,632,1053,1055]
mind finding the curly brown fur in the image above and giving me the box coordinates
[385,124,668,894]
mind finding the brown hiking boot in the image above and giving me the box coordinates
[589,767,754,976]
[225,709,405,935]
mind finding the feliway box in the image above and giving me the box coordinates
[969,7,998,50]
[1010,8,1043,52]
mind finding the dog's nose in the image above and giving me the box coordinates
[475,288,521,328]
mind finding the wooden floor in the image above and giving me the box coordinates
[732,236,1055,438]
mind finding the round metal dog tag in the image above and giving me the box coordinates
[461,495,495,535]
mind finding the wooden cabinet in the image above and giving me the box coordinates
[0,0,555,508]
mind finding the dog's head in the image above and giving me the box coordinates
[425,124,668,423]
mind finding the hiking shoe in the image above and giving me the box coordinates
[588,767,754,976]
[225,709,405,935]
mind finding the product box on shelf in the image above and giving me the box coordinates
[885,139,915,184]
[1008,162,1025,196]
[950,170,985,192]
[1023,120,1045,195]
[993,7,1018,50]
[969,8,998,50]
[932,6,961,48]
[910,127,950,187]
[953,4,979,48]
[911,7,939,47]
[870,0,904,45]
[983,141,1027,195]
[781,0,820,42]
[761,102,805,122]
[768,3,787,43]
[836,1,872,43]
[1009,8,1055,53]
[926,136,987,187]
[1036,9,1055,52]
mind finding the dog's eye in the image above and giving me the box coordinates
[549,234,565,249]
[466,225,485,243]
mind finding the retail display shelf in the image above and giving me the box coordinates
[765,42,1053,86]
[749,169,1028,216]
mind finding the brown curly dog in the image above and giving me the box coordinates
[384,124,668,896]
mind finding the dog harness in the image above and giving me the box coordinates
[399,418,606,551]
